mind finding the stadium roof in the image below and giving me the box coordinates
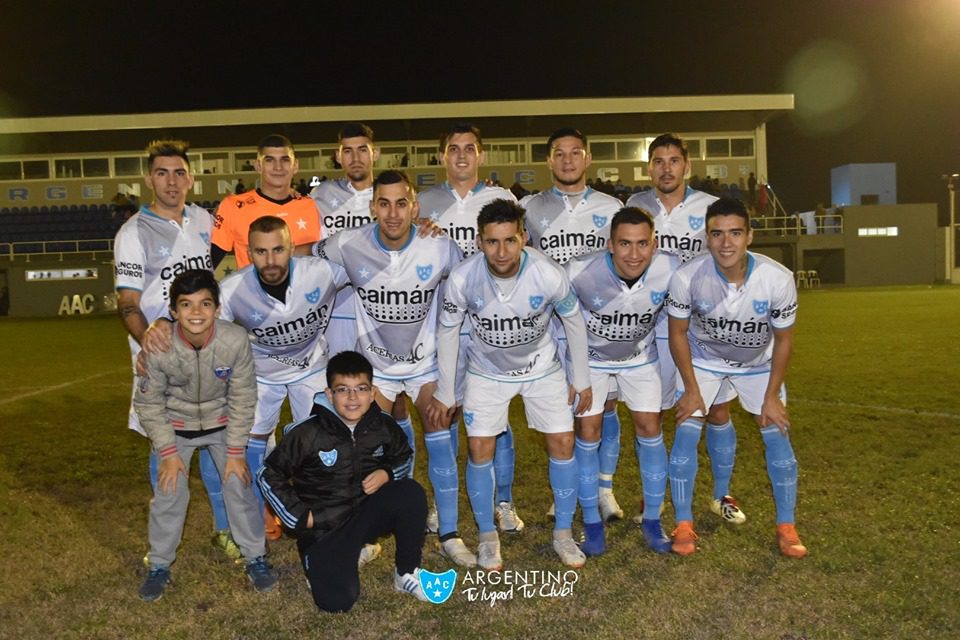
[0,95,794,154]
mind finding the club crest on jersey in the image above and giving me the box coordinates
[318,449,338,467]
[753,299,770,314]
[305,287,321,304]
[419,568,457,605]
[688,216,704,231]
[463,412,475,426]
[416,265,433,282]
[592,215,607,229]
[529,295,544,310]
[372,445,384,457]
[200,232,210,244]
[651,290,667,305]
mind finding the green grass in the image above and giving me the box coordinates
[1,286,959,639]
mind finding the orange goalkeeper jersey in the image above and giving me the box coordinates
[212,189,321,269]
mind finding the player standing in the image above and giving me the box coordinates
[522,128,627,522]
[314,170,476,567]
[626,134,745,526]
[666,198,806,558]
[114,139,237,560]
[429,199,593,570]
[564,207,677,555]
[212,134,321,270]
[418,123,524,535]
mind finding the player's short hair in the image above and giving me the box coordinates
[610,207,655,236]
[705,197,750,227]
[547,128,587,153]
[257,134,294,154]
[168,269,219,310]
[339,123,374,142]
[248,215,291,243]
[373,170,416,199]
[648,133,688,161]
[145,139,190,170]
[439,123,483,153]
[326,350,374,387]
[477,199,526,236]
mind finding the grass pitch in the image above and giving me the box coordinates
[1,285,958,639]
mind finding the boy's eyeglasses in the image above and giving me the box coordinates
[331,385,373,397]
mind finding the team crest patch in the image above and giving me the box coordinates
[688,216,704,231]
[592,214,608,229]
[373,445,384,457]
[416,265,433,282]
[651,290,667,305]
[463,412,474,426]
[200,232,210,244]
[305,287,321,304]
[319,449,338,466]
[753,299,769,314]
[214,366,232,380]
[529,295,544,310]
[419,568,457,605]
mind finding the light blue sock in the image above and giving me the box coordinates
[449,420,460,459]
[424,430,459,537]
[761,425,798,524]
[493,425,515,504]
[669,420,703,522]
[199,446,230,531]
[245,438,268,512]
[575,438,602,524]
[706,419,736,500]
[635,434,668,521]
[466,459,496,533]
[549,456,578,531]
[396,417,416,479]
[598,409,621,490]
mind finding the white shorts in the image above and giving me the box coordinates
[252,370,327,437]
[463,367,573,437]
[691,365,786,417]
[374,368,438,404]
[584,362,661,416]
[326,315,358,358]
[658,337,737,409]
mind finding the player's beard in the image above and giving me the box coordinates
[346,166,369,183]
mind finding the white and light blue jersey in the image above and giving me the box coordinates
[419,182,517,256]
[316,223,462,378]
[439,248,580,383]
[218,256,348,385]
[521,187,621,264]
[113,204,213,328]
[625,186,717,264]
[666,251,797,374]
[310,178,375,326]
[565,250,678,369]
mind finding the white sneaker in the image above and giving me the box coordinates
[552,537,586,568]
[394,568,428,602]
[477,539,503,571]
[439,537,477,567]
[710,495,747,524]
[599,490,624,522]
[425,504,439,534]
[357,543,382,569]
[496,501,525,533]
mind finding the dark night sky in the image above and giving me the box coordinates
[1,0,958,217]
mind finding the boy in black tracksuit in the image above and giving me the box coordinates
[257,351,428,612]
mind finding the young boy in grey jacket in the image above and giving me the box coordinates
[134,268,276,602]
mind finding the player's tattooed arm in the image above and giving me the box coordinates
[117,289,149,344]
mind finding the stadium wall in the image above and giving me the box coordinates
[2,254,115,317]
[842,204,939,286]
